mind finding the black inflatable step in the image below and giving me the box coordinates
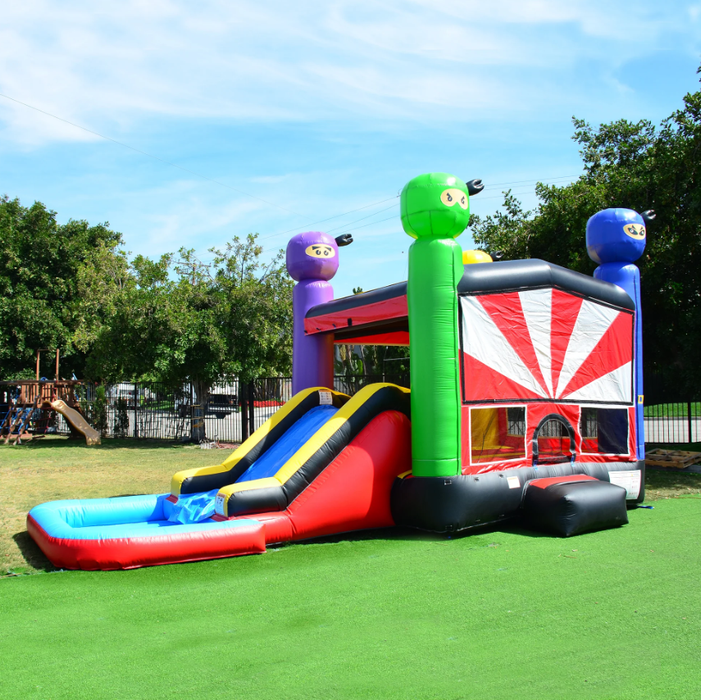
[523,475,628,537]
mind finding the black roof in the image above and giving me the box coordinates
[306,259,634,319]
[457,259,634,310]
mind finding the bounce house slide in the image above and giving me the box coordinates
[27,384,411,570]
[50,399,101,446]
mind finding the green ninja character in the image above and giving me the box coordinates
[401,172,483,477]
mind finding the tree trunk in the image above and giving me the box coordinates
[191,379,209,443]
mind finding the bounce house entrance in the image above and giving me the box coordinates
[532,414,576,466]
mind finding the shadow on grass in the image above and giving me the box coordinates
[294,517,545,548]
[645,468,701,492]
[648,442,701,452]
[12,531,57,573]
[6,437,193,451]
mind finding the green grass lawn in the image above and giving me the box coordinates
[1,439,701,699]
[644,402,701,417]
[1,500,700,699]
[0,437,222,573]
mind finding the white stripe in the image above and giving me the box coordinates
[519,288,553,397]
[460,297,547,398]
[564,362,632,403]
[555,300,620,398]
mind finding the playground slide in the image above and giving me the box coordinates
[27,384,411,570]
[50,399,101,446]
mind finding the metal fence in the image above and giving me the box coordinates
[644,401,701,444]
[29,379,697,446]
[54,373,410,443]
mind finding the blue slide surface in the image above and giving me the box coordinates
[238,404,339,482]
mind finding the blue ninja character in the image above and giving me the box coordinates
[586,207,654,467]
[586,208,650,264]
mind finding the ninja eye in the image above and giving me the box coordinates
[323,250,329,256]
[446,192,453,202]
[316,250,321,255]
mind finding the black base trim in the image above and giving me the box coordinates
[226,485,288,517]
[390,461,644,533]
[523,479,628,537]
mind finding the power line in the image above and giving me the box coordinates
[259,175,582,253]
[256,175,579,245]
[254,195,400,244]
[486,174,579,188]
[324,202,398,234]
[0,91,307,218]
[0,91,586,252]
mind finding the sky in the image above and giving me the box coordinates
[1,0,700,297]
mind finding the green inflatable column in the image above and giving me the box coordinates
[401,173,472,478]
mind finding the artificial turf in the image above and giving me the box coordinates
[1,497,700,700]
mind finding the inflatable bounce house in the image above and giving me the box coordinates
[27,173,650,570]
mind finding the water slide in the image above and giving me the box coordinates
[27,384,411,570]
[50,399,101,446]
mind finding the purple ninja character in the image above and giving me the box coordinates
[287,232,352,394]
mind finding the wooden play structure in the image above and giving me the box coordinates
[0,350,100,445]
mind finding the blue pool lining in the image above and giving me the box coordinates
[29,494,260,541]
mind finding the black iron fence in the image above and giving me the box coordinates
[47,373,410,443]
[644,401,700,444]
[7,374,694,446]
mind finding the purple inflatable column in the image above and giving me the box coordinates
[286,232,340,395]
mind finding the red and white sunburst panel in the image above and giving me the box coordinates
[460,288,634,404]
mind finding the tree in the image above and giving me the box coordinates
[470,66,701,399]
[87,234,293,440]
[0,196,128,380]
[333,287,410,392]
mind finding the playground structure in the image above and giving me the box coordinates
[1,350,100,445]
[28,173,648,569]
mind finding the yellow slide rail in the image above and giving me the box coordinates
[170,387,349,496]
[215,383,410,516]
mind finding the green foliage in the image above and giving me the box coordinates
[0,197,128,380]
[470,66,701,399]
[334,286,410,390]
[113,398,130,438]
[89,385,109,436]
[84,233,292,440]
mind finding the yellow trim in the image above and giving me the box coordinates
[216,382,408,516]
[397,470,413,479]
[170,387,347,496]
[275,383,408,485]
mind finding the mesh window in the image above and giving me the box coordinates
[580,408,629,455]
[470,407,526,464]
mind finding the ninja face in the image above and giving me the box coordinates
[586,208,647,264]
[286,232,339,281]
[401,173,471,239]
[439,189,469,209]
[623,223,646,240]
[305,244,336,259]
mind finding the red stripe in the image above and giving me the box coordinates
[462,351,546,403]
[558,311,633,399]
[26,514,266,571]
[305,295,407,335]
[528,475,598,490]
[333,331,410,346]
[479,293,549,397]
[550,290,583,393]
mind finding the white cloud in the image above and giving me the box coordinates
[1,0,698,145]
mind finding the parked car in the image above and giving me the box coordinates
[205,394,238,418]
